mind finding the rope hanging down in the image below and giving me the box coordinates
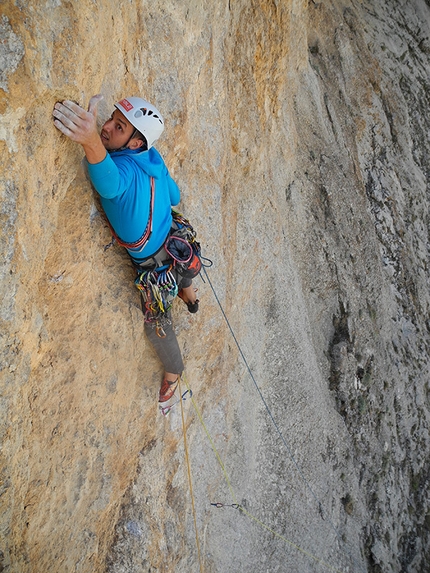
[178,377,204,573]
[201,268,365,573]
[181,374,346,573]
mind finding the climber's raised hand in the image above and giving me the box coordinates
[53,94,106,163]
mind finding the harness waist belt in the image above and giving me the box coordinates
[132,221,179,269]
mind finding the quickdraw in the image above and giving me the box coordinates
[210,502,241,510]
[135,267,178,336]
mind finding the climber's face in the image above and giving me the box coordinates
[100,109,137,151]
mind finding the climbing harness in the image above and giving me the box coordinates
[159,388,193,417]
[132,210,211,336]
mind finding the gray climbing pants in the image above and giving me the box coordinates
[135,241,192,374]
[144,317,183,374]
[143,273,192,374]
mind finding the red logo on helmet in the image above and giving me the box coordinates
[118,99,134,112]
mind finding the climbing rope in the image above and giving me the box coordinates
[178,377,204,573]
[181,373,346,573]
[200,267,365,573]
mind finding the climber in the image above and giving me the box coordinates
[53,94,198,408]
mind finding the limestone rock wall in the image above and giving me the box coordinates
[1,1,429,572]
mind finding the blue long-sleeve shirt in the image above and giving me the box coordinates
[87,147,180,261]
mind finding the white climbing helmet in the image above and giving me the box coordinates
[114,96,164,149]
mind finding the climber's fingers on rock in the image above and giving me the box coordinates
[53,99,97,143]
[54,100,86,122]
[53,101,83,135]
[53,105,78,129]
[53,115,75,139]
[53,113,82,144]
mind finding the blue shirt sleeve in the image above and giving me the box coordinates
[86,154,125,199]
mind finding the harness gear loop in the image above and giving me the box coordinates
[135,267,177,335]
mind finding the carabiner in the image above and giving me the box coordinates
[156,324,166,338]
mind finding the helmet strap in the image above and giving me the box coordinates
[119,128,139,151]
[108,128,142,153]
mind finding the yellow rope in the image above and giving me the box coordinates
[181,374,346,573]
[178,377,204,573]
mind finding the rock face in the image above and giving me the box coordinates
[1,0,429,572]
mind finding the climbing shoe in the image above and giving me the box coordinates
[178,289,199,314]
[158,375,180,403]
[159,388,193,417]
